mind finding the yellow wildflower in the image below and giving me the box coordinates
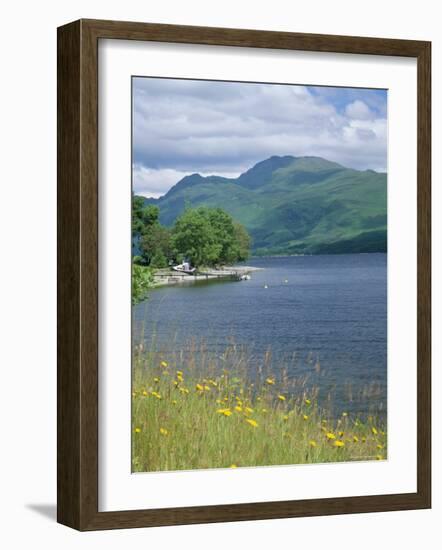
[305,398,311,405]
[342,412,348,417]
[377,444,384,450]
[256,396,262,402]
[134,427,141,434]
[334,440,345,447]
[154,377,160,383]
[151,391,162,399]
[376,455,384,460]
[278,395,286,401]
[309,440,317,447]
[235,405,243,412]
[362,437,367,442]
[245,418,258,428]
[326,432,336,440]
[172,400,177,405]
[217,408,232,417]
[245,407,254,414]
[283,415,289,421]
[353,436,359,442]
[372,426,378,435]
[176,370,183,377]
[266,378,275,385]
[303,415,309,421]
[160,361,168,368]
[159,427,169,436]
[261,408,268,413]
[230,464,237,468]
[195,383,204,391]
[142,390,148,396]
[338,431,344,437]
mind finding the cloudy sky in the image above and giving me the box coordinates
[133,77,387,198]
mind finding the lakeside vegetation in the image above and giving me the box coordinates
[132,197,252,303]
[132,341,387,472]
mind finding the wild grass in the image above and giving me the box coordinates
[132,340,387,472]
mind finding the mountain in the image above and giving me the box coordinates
[141,155,387,255]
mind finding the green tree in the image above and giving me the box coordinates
[171,208,221,267]
[132,264,153,304]
[139,224,172,267]
[171,207,251,267]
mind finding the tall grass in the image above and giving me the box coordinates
[132,339,387,472]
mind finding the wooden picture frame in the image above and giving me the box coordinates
[57,18,431,530]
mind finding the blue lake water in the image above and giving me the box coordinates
[133,253,387,418]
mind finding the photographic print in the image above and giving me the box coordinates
[131,77,387,473]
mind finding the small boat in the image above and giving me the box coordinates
[238,274,251,281]
[172,262,196,275]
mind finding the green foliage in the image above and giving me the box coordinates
[171,207,251,267]
[139,224,172,267]
[140,155,387,255]
[132,264,153,304]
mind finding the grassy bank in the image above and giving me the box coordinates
[132,343,387,472]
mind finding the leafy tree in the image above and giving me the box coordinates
[139,224,171,267]
[171,208,221,267]
[132,264,153,304]
[171,207,250,267]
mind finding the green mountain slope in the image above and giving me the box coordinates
[141,156,387,255]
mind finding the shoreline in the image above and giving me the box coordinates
[152,265,263,287]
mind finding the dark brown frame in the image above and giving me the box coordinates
[57,18,431,531]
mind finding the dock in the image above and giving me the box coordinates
[152,266,262,287]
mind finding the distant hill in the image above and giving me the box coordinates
[139,155,387,255]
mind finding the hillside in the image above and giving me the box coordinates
[140,156,387,255]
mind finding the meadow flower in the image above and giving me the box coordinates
[353,436,359,443]
[245,407,254,414]
[151,391,162,399]
[172,400,177,405]
[278,395,286,401]
[261,408,268,413]
[176,370,183,377]
[204,385,211,392]
[283,415,289,421]
[303,415,309,421]
[195,383,204,391]
[230,464,238,468]
[305,398,311,405]
[159,427,169,436]
[309,440,317,447]
[338,431,344,437]
[245,418,258,428]
[376,455,384,460]
[217,408,232,417]
[334,440,345,447]
[134,427,141,434]
[362,437,367,442]
[372,426,378,435]
[160,361,168,368]
[235,405,243,412]
[142,390,148,396]
[266,378,275,385]
[326,432,336,440]
[154,377,160,383]
[377,444,384,450]
[179,387,189,394]
[342,412,348,417]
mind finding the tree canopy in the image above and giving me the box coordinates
[132,197,251,269]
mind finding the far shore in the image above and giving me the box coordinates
[152,265,263,288]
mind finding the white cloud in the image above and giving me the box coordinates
[345,100,374,120]
[133,79,387,196]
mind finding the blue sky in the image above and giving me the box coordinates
[133,78,387,198]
